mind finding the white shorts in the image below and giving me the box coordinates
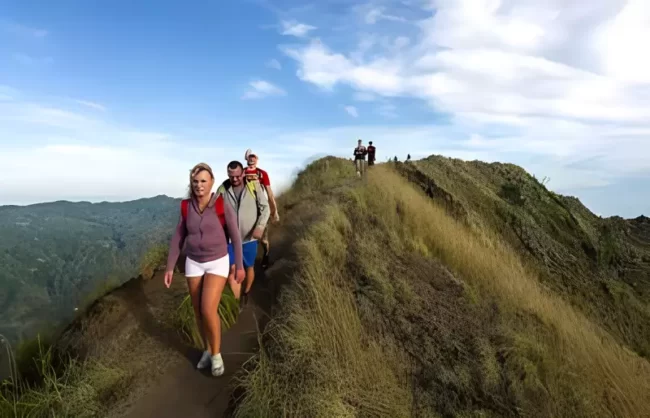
[185,254,230,278]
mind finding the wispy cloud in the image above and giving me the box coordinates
[74,99,106,112]
[266,58,282,70]
[241,80,287,100]
[353,92,376,102]
[13,53,53,66]
[344,105,359,118]
[0,85,18,101]
[363,7,407,25]
[280,20,316,38]
[1,21,49,38]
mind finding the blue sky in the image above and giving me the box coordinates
[1,0,649,218]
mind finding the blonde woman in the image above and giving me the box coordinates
[164,163,245,377]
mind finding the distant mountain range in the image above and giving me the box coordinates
[0,195,181,344]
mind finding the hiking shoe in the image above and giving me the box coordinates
[196,350,211,370]
[211,353,225,377]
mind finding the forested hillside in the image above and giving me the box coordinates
[0,195,180,344]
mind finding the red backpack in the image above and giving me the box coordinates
[181,195,229,241]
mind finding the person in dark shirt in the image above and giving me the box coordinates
[367,141,376,166]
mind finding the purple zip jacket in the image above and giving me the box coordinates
[166,194,243,273]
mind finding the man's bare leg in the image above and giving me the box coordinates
[244,266,255,294]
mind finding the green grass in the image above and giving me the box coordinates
[174,285,240,349]
[234,158,650,418]
[1,335,128,418]
[138,243,169,280]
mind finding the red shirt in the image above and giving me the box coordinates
[244,167,271,187]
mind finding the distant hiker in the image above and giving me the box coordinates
[407,154,411,162]
[367,141,376,166]
[244,149,279,269]
[164,162,245,377]
[353,139,367,177]
[217,160,270,307]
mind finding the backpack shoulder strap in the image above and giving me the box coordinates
[214,195,229,241]
[245,180,257,198]
[214,195,226,226]
[181,199,190,220]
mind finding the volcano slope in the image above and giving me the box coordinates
[233,157,650,418]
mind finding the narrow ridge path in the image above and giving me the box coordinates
[118,267,269,418]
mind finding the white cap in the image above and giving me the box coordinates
[245,148,257,160]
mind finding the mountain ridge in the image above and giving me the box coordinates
[3,155,650,418]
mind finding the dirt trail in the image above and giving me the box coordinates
[121,295,263,418]
[97,263,276,418]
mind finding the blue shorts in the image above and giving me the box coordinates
[228,241,258,268]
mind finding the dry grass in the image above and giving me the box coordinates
[0,335,128,418]
[234,204,412,418]
[234,158,650,418]
[362,166,650,417]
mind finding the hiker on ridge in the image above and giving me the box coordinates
[164,162,245,378]
[367,141,376,166]
[243,149,279,269]
[217,160,270,308]
[353,138,367,177]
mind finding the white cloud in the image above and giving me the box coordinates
[266,59,282,70]
[363,6,407,24]
[344,105,359,118]
[1,21,48,38]
[280,0,650,187]
[0,87,647,216]
[241,80,287,100]
[280,20,317,38]
[74,100,106,112]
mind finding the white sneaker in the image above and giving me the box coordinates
[196,350,211,370]
[211,353,225,377]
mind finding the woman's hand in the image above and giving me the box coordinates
[235,268,246,284]
[164,271,174,288]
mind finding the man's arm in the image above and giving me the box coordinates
[259,170,279,220]
[265,185,278,220]
[254,181,270,230]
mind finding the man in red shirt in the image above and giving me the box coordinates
[244,149,279,269]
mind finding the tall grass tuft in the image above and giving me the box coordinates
[1,335,127,418]
[175,285,240,349]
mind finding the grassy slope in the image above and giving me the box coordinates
[0,245,176,417]
[396,156,650,359]
[235,157,650,418]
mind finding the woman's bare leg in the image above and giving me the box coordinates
[186,276,210,352]
[200,273,228,356]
